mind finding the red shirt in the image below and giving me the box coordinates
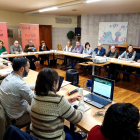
[87,125,109,140]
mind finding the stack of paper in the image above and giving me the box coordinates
[61,80,71,87]
[0,69,12,75]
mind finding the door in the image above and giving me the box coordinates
[39,25,52,50]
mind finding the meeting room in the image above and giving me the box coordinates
[0,0,140,140]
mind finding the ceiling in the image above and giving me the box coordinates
[0,0,140,16]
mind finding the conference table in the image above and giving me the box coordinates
[0,51,53,58]
[0,58,106,133]
[1,51,140,80]
[2,58,140,133]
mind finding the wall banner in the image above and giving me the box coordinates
[20,24,40,50]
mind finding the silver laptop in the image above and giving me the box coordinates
[84,75,115,108]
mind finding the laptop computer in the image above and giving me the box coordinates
[84,75,115,108]
[57,76,64,91]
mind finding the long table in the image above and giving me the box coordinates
[1,59,104,133]
[0,51,53,58]
[1,51,140,80]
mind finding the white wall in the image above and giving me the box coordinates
[52,28,76,50]
[0,10,77,28]
[0,10,77,50]
[81,14,140,52]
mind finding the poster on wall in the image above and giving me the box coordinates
[20,24,39,50]
[98,22,128,45]
[0,22,9,53]
[18,28,21,38]
[7,28,13,38]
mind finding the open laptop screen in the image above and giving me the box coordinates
[91,75,115,100]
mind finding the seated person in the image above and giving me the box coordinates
[106,46,118,58]
[63,41,73,52]
[94,43,106,56]
[83,42,92,55]
[30,68,84,140]
[0,57,34,128]
[24,40,38,70]
[24,40,37,53]
[105,46,118,78]
[94,43,106,73]
[87,103,140,140]
[61,41,73,66]
[10,40,23,54]
[39,41,50,66]
[68,41,84,69]
[0,40,7,55]
[118,45,136,81]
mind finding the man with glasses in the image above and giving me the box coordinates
[24,40,36,52]
[10,40,23,54]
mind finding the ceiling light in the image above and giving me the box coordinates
[86,0,100,3]
[39,7,58,12]
[58,2,84,8]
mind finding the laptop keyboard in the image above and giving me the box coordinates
[84,94,110,106]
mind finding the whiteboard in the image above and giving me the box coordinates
[98,22,128,45]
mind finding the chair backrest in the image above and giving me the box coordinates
[57,44,62,51]
[123,42,127,46]
[0,104,11,140]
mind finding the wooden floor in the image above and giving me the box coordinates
[36,56,140,110]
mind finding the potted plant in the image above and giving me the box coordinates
[67,31,75,43]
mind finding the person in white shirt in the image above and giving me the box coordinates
[61,42,73,66]
[0,57,34,128]
[63,42,73,52]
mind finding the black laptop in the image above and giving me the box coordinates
[57,76,64,91]
[84,75,115,108]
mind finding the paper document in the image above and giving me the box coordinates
[71,101,91,112]
[118,59,127,61]
[0,69,12,75]
[133,63,140,65]
[61,80,71,87]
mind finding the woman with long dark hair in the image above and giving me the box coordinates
[118,45,136,81]
[118,45,136,61]
[87,103,140,140]
[30,68,84,140]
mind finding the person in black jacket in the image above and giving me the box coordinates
[39,41,50,66]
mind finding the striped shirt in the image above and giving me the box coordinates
[0,73,34,119]
[30,91,85,140]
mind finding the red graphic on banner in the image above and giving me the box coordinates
[20,24,40,51]
[0,22,9,53]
